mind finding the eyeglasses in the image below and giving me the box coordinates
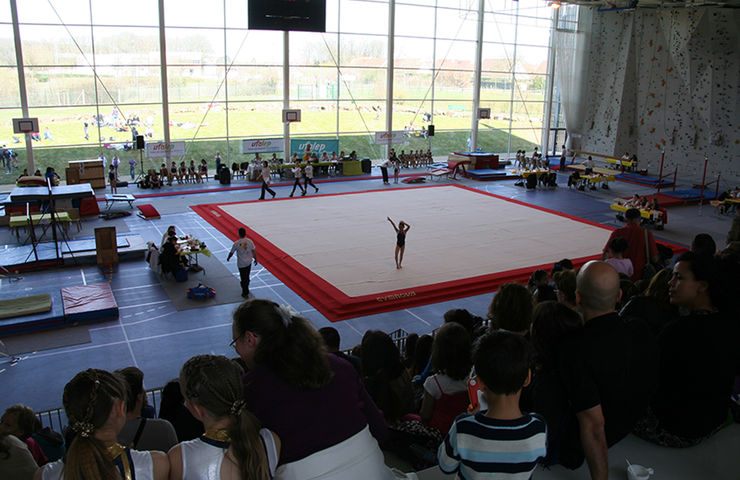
[229,335,242,349]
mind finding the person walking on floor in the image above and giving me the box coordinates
[387,217,410,269]
[380,158,391,185]
[289,161,305,197]
[304,159,319,194]
[259,160,276,200]
[227,227,258,298]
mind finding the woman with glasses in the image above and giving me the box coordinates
[231,298,395,479]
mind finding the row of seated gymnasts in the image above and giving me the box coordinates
[2,223,739,480]
[139,160,210,189]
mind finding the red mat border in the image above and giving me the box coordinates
[192,184,685,321]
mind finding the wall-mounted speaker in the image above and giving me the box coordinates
[428,125,435,136]
[136,135,145,150]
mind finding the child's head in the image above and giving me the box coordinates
[431,322,472,380]
[0,405,37,439]
[473,330,532,397]
[180,355,269,479]
[608,236,629,257]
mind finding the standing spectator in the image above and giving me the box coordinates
[83,121,89,140]
[380,157,391,185]
[108,165,117,193]
[559,145,567,172]
[115,367,178,453]
[226,227,258,298]
[112,154,120,173]
[129,156,136,180]
[555,261,658,478]
[602,208,660,282]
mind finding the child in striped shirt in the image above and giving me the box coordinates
[438,330,547,479]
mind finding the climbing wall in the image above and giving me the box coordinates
[577,7,740,185]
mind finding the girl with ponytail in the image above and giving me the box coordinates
[36,369,169,480]
[168,354,279,480]
[232,299,394,478]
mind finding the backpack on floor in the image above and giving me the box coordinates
[187,283,216,299]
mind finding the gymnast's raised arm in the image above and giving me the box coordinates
[387,217,398,232]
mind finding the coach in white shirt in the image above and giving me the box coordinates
[227,227,258,298]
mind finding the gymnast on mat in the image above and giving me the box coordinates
[387,217,411,269]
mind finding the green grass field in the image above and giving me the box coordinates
[0,99,540,184]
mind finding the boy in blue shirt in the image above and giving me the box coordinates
[438,330,547,479]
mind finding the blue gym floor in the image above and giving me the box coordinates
[0,166,734,414]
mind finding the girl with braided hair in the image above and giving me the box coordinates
[167,355,279,480]
[36,369,169,480]
[232,298,394,479]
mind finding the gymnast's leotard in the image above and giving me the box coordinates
[397,231,405,248]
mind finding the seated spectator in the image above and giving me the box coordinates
[534,283,558,303]
[44,167,60,186]
[36,369,169,480]
[161,225,176,248]
[443,308,484,339]
[361,330,416,426]
[555,261,658,477]
[115,367,178,452]
[488,282,533,335]
[150,172,162,189]
[619,268,677,336]
[526,301,583,466]
[158,380,204,442]
[420,323,471,435]
[635,252,739,447]
[402,333,418,371]
[0,429,37,480]
[318,326,361,374]
[553,269,578,310]
[233,299,394,478]
[691,233,717,257]
[604,236,634,278]
[602,207,660,282]
[0,405,47,466]
[159,235,185,275]
[438,330,546,479]
[168,355,280,480]
[30,418,64,463]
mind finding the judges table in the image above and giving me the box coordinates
[176,236,211,272]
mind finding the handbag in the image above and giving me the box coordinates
[187,283,216,299]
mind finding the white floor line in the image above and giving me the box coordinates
[80,268,87,285]
[113,283,161,291]
[404,309,432,327]
[123,311,176,327]
[344,321,362,336]
[120,319,139,368]
[193,216,229,250]
[118,300,170,309]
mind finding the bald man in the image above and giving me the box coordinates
[555,261,658,480]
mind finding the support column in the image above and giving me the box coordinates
[470,0,485,151]
[542,8,558,157]
[283,31,290,160]
[385,0,395,158]
[10,0,34,172]
[158,0,172,165]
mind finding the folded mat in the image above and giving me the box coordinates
[0,293,52,320]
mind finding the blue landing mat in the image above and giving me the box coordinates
[615,173,674,187]
[660,188,717,200]
[0,288,65,335]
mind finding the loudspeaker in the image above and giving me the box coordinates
[428,125,435,137]
[136,135,145,150]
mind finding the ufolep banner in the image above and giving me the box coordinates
[146,141,186,158]
[242,138,285,154]
[290,139,339,157]
[374,131,404,145]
